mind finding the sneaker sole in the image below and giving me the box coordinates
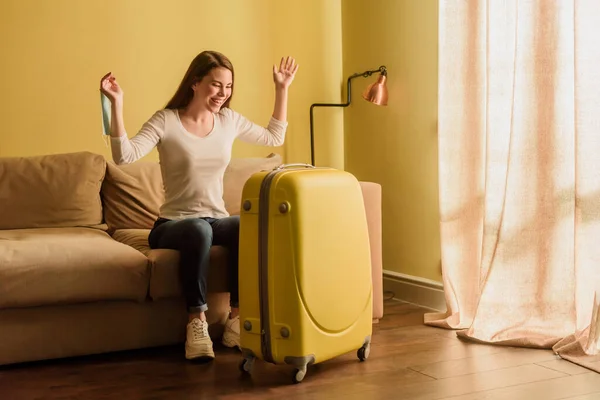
[185,344,215,361]
[222,336,241,350]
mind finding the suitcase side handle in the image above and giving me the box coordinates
[274,163,316,170]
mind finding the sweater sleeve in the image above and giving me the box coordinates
[110,110,165,165]
[227,108,287,146]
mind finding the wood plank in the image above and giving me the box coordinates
[537,359,593,375]
[440,372,600,400]
[409,347,558,379]
[561,392,600,400]
[376,364,566,400]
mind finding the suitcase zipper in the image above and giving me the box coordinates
[258,169,279,364]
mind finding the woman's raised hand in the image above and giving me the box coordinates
[273,56,299,90]
[99,72,123,104]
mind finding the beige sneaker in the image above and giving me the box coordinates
[222,314,241,350]
[185,318,215,360]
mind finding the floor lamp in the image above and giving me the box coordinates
[309,65,388,166]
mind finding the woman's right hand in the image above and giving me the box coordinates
[100,72,123,104]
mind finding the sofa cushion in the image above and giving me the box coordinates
[222,154,282,215]
[101,153,282,232]
[101,162,164,232]
[112,229,229,300]
[0,151,106,230]
[0,228,150,309]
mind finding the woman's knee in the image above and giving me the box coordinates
[179,218,213,245]
[229,216,240,234]
[218,216,240,245]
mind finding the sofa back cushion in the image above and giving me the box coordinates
[101,161,164,232]
[0,151,106,230]
[101,153,282,231]
[222,154,282,215]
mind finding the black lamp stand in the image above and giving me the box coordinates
[308,66,387,166]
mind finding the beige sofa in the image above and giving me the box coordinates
[0,151,383,366]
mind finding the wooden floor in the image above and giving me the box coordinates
[1,300,600,400]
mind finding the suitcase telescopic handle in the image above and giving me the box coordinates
[274,163,316,170]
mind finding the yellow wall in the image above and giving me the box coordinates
[1,0,440,282]
[342,0,441,282]
[0,0,344,168]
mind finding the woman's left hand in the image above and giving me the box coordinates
[273,56,299,90]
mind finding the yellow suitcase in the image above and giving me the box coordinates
[237,164,373,384]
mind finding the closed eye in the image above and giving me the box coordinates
[212,81,232,88]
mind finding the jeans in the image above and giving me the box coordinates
[147,216,240,313]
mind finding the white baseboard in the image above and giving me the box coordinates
[383,270,447,311]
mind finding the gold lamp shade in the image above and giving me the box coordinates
[362,72,388,106]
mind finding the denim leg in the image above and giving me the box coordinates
[148,218,213,313]
[210,216,240,308]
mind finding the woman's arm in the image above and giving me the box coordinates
[100,72,126,138]
[232,109,288,147]
[271,56,297,122]
[100,72,162,164]
[234,57,298,146]
[272,87,288,122]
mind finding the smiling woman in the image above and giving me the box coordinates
[99,50,298,362]
[165,51,235,118]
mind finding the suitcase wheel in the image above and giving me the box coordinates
[357,342,371,362]
[239,357,254,374]
[292,367,307,384]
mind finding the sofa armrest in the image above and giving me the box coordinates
[359,181,383,322]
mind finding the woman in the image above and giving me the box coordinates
[99,51,298,361]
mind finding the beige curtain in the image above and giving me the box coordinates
[426,0,600,372]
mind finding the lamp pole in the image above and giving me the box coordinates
[309,66,387,166]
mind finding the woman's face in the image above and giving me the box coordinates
[192,67,233,112]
